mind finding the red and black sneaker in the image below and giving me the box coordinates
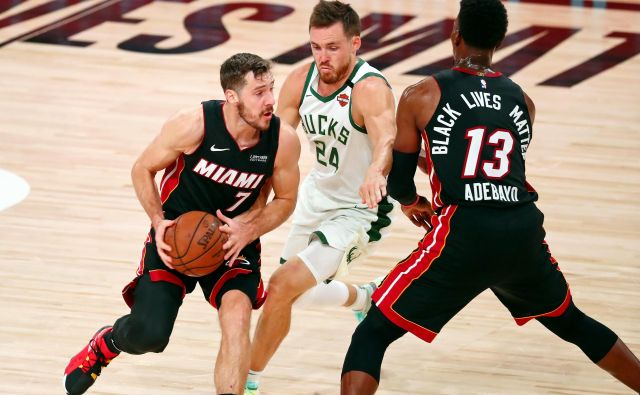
[63,326,119,395]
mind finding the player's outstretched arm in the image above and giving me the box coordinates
[131,107,204,266]
[217,122,301,263]
[275,63,311,129]
[353,77,396,208]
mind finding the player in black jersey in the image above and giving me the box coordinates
[340,1,640,394]
[63,53,300,395]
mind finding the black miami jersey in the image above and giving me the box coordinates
[159,100,279,220]
[422,67,538,209]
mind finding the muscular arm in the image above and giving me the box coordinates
[389,77,439,228]
[275,63,310,129]
[234,179,272,223]
[218,122,301,262]
[352,77,397,208]
[131,107,203,263]
[249,123,300,235]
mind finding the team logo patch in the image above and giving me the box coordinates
[228,255,251,267]
[346,246,361,264]
[337,93,349,107]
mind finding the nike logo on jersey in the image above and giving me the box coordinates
[210,145,230,152]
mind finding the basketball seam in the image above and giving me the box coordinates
[180,227,225,264]
[175,212,210,265]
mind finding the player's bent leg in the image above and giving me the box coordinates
[341,305,406,395]
[112,275,183,354]
[216,290,253,395]
[64,275,183,395]
[250,257,317,375]
[537,302,640,391]
[293,280,350,308]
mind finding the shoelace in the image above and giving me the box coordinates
[81,338,109,374]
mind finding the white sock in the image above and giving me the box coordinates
[246,369,262,389]
[293,281,349,308]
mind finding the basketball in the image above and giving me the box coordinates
[163,211,227,277]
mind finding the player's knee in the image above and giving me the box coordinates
[219,291,252,330]
[267,263,310,303]
[342,306,406,381]
[125,318,172,353]
[537,302,618,363]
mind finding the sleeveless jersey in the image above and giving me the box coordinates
[423,67,538,209]
[298,58,389,206]
[159,100,279,220]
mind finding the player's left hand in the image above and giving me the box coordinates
[401,195,434,230]
[216,209,257,264]
[359,166,387,208]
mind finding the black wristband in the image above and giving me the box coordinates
[388,150,419,205]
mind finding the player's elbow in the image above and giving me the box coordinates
[131,160,155,185]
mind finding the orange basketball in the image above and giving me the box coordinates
[163,211,227,277]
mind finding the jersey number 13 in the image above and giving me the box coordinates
[462,127,515,180]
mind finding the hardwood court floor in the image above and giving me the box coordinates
[0,0,638,394]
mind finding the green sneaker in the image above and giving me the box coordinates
[244,381,259,395]
[353,276,384,322]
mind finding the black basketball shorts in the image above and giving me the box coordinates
[122,228,266,310]
[373,203,570,342]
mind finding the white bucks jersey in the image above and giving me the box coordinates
[298,58,389,206]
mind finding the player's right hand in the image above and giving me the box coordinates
[359,166,387,208]
[153,219,176,269]
[401,195,434,230]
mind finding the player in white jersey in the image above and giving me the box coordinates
[245,1,397,393]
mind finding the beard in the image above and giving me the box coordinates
[238,101,272,132]
[318,60,351,84]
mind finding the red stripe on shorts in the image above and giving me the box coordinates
[373,205,457,342]
[514,288,572,326]
[207,268,252,309]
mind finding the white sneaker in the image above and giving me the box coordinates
[353,276,385,322]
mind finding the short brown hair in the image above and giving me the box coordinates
[220,53,271,92]
[309,0,361,38]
